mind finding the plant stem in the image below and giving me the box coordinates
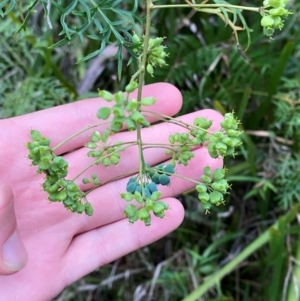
[52,121,110,152]
[151,3,262,13]
[70,142,136,182]
[135,0,153,194]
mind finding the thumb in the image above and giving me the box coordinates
[0,181,27,274]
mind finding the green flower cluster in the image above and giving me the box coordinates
[262,0,291,37]
[197,166,230,212]
[86,130,123,167]
[208,113,242,158]
[132,33,168,77]
[97,86,156,132]
[27,130,93,215]
[168,132,195,166]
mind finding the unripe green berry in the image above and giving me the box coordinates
[201,174,211,183]
[210,191,224,204]
[86,142,97,149]
[114,91,125,105]
[138,208,150,221]
[91,131,101,142]
[112,105,125,118]
[213,168,225,180]
[98,90,114,101]
[141,97,156,106]
[97,107,111,120]
[124,204,137,217]
[30,130,42,141]
[196,184,207,193]
[82,178,90,184]
[261,15,275,28]
[132,32,140,43]
[121,192,134,201]
[202,202,212,211]
[84,202,94,216]
[57,190,67,201]
[150,191,162,201]
[126,99,137,112]
[208,143,218,158]
[198,192,210,202]
[146,64,154,75]
[125,80,138,93]
[204,166,211,177]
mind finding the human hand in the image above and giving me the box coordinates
[0,83,223,301]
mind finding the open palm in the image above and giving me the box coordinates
[0,83,223,301]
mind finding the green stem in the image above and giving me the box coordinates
[182,205,299,301]
[135,0,153,195]
[52,121,110,152]
[70,142,136,182]
[151,3,262,13]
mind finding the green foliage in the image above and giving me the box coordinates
[2,0,300,300]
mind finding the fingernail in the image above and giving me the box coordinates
[3,230,27,272]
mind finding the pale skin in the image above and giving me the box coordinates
[0,83,223,301]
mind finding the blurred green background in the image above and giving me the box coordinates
[1,0,300,300]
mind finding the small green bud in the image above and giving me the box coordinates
[110,155,119,165]
[202,202,212,211]
[57,190,67,201]
[97,107,111,120]
[208,143,218,158]
[91,131,101,142]
[84,202,94,216]
[126,99,137,112]
[101,128,110,143]
[141,97,156,106]
[86,142,97,149]
[124,117,136,131]
[30,130,42,141]
[150,191,162,201]
[125,80,138,93]
[111,117,124,132]
[112,105,125,118]
[121,192,134,201]
[198,192,210,202]
[169,135,175,144]
[196,184,207,193]
[138,208,151,226]
[213,168,225,180]
[261,15,275,28]
[210,191,224,204]
[153,201,168,217]
[124,204,138,218]
[132,32,141,44]
[130,111,150,126]
[82,178,90,184]
[134,191,143,203]
[146,63,154,76]
[211,179,229,193]
[263,27,275,37]
[146,198,154,210]
[103,158,111,167]
[114,91,125,105]
[194,117,213,129]
[98,90,114,101]
[204,166,211,177]
[201,175,211,183]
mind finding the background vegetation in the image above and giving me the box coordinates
[1,0,300,300]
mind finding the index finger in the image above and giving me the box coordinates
[7,83,182,155]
